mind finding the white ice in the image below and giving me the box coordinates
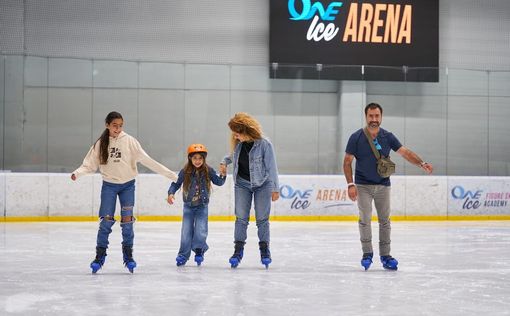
[1,221,509,316]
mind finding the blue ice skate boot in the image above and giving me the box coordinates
[229,241,244,268]
[381,255,398,270]
[259,241,272,269]
[122,246,137,273]
[361,252,373,271]
[90,247,107,273]
[194,248,204,266]
[176,255,187,267]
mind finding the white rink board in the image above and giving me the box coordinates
[1,173,509,218]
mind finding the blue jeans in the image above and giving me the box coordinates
[234,176,272,243]
[178,204,209,259]
[96,180,136,249]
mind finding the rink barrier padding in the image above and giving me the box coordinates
[2,215,510,222]
[2,174,510,219]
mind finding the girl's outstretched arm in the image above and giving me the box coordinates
[72,144,100,180]
[132,138,178,181]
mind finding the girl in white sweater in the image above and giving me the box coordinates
[71,111,177,273]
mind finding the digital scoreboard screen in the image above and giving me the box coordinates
[270,0,439,81]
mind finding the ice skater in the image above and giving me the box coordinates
[71,111,178,273]
[167,144,226,266]
[222,112,280,269]
[343,103,433,271]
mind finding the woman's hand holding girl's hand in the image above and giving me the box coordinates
[167,194,175,205]
[219,164,227,176]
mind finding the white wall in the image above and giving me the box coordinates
[2,1,510,177]
[1,0,510,70]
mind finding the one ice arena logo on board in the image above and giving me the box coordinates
[280,185,312,210]
[451,186,510,210]
[279,184,354,210]
[451,186,482,210]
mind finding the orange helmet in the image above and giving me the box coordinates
[187,143,208,157]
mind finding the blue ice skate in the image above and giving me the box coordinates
[259,241,272,269]
[381,255,398,270]
[176,255,187,267]
[122,246,137,273]
[90,247,107,274]
[229,241,245,268]
[229,253,243,268]
[194,248,204,266]
[361,253,373,271]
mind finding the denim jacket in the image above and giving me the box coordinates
[167,166,226,206]
[222,137,279,192]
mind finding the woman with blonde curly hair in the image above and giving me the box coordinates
[221,112,280,269]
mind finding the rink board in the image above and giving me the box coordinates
[0,173,509,220]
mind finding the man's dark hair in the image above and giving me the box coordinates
[364,103,383,115]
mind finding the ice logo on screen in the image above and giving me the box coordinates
[288,0,343,21]
[286,1,413,44]
[288,0,342,42]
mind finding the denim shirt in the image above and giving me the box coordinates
[167,166,226,206]
[222,137,279,192]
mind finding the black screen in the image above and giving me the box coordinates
[270,0,439,81]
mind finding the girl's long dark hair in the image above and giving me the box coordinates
[96,111,123,165]
[182,154,211,197]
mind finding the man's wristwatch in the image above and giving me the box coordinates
[347,183,356,187]
[420,161,427,167]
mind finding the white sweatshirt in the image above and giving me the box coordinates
[73,131,177,183]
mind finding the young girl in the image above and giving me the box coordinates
[222,112,280,269]
[71,111,177,273]
[167,144,226,266]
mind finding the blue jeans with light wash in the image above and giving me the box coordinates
[234,176,272,243]
[178,204,209,260]
[96,180,136,249]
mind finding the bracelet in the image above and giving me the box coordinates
[420,162,427,167]
[347,183,355,187]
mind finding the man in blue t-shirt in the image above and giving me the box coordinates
[343,103,433,271]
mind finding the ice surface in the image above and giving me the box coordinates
[1,221,509,315]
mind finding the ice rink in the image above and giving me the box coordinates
[1,221,509,316]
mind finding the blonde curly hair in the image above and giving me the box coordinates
[228,112,263,151]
